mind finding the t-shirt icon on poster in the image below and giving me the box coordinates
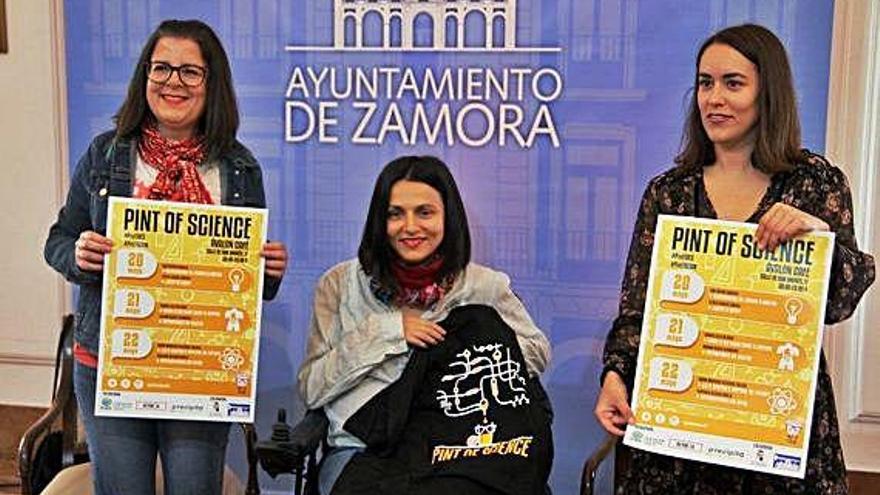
[225,307,244,332]
[775,342,800,371]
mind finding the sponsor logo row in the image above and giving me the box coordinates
[629,427,801,472]
[99,394,251,418]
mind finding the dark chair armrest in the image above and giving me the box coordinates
[580,434,618,495]
[239,423,260,495]
[256,408,328,478]
[289,409,329,456]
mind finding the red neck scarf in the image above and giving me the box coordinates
[391,255,444,290]
[388,255,451,308]
[138,121,213,204]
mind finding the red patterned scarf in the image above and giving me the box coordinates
[138,121,213,204]
[389,255,452,308]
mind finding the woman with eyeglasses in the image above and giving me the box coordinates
[44,19,288,494]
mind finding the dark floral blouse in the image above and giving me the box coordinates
[602,151,876,494]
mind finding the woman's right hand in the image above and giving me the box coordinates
[75,231,112,272]
[402,312,446,348]
[594,371,635,436]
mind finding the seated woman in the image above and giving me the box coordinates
[297,156,552,495]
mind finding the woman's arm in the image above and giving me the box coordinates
[242,162,286,301]
[595,179,661,436]
[261,241,288,299]
[297,265,409,409]
[44,140,104,286]
[601,178,661,388]
[815,166,875,323]
[493,272,551,376]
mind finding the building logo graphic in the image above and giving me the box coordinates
[286,0,558,53]
[283,1,563,147]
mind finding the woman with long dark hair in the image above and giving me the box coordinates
[44,19,288,494]
[594,24,874,493]
[298,156,551,494]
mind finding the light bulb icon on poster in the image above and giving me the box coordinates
[784,297,803,325]
[228,268,245,293]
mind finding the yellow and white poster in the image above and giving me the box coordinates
[95,197,267,422]
[623,215,834,478]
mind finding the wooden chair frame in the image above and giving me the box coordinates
[581,434,631,495]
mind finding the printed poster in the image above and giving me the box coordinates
[623,215,834,478]
[95,197,267,422]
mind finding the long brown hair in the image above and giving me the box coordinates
[675,24,802,172]
[114,19,239,160]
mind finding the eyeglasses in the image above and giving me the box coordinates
[146,61,208,87]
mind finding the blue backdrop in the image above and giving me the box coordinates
[64,1,833,492]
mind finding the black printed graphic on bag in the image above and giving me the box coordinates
[335,305,552,495]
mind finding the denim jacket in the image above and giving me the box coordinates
[44,130,282,354]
